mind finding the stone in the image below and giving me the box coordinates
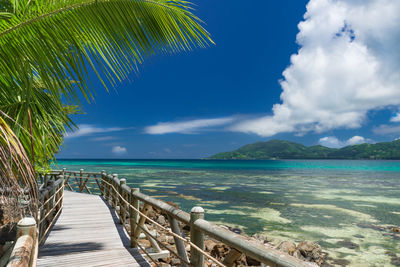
[393,227,400,233]
[276,241,296,255]
[293,249,305,260]
[170,258,181,266]
[167,236,175,245]
[210,243,229,259]
[297,241,325,265]
[336,240,359,250]
[329,258,351,266]
[245,255,260,266]
[391,256,400,267]
[158,235,168,243]
[157,215,166,225]
[205,239,218,252]
[353,234,364,239]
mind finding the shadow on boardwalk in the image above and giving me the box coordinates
[38,191,150,267]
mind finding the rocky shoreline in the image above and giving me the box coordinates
[137,202,400,267]
[139,203,327,267]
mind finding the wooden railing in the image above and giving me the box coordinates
[1,174,64,267]
[43,169,313,267]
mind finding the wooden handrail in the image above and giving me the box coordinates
[37,169,314,267]
[87,169,313,267]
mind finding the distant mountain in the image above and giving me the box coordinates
[210,139,400,160]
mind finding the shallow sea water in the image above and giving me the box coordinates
[56,159,400,266]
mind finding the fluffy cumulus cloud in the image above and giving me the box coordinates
[145,117,235,135]
[390,113,400,122]
[232,0,400,137]
[65,124,129,138]
[319,135,373,148]
[111,146,127,155]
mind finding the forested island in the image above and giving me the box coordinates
[210,139,400,160]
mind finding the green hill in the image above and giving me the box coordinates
[210,139,400,160]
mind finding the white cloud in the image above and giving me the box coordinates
[65,124,129,138]
[112,146,127,155]
[319,135,372,148]
[145,117,236,135]
[319,136,343,148]
[373,124,400,135]
[346,135,367,145]
[390,113,400,122]
[91,136,117,142]
[232,0,400,137]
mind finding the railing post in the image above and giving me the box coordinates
[79,169,84,192]
[100,170,106,196]
[112,174,118,209]
[190,207,205,267]
[62,168,66,177]
[132,204,151,248]
[43,174,48,187]
[119,179,126,224]
[106,175,111,201]
[48,181,55,210]
[7,217,37,267]
[130,188,139,248]
[56,175,64,211]
[169,215,189,267]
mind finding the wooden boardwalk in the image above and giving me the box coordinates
[37,191,150,267]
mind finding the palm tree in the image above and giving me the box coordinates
[1,74,79,170]
[0,0,213,210]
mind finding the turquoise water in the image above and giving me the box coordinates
[56,159,400,266]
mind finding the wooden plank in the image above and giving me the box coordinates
[37,191,150,267]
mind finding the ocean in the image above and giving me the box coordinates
[55,159,400,266]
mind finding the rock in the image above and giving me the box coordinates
[210,243,229,259]
[245,255,260,266]
[170,258,181,266]
[393,227,400,233]
[167,236,175,245]
[182,224,190,231]
[158,235,168,243]
[329,258,351,267]
[391,256,400,267]
[297,241,325,265]
[147,206,157,219]
[276,241,296,255]
[252,233,268,243]
[293,249,305,260]
[205,240,218,252]
[353,234,364,239]
[336,240,359,250]
[138,239,151,248]
[157,215,166,225]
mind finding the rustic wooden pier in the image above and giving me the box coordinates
[37,190,149,266]
[2,169,314,267]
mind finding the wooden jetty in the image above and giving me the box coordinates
[37,191,149,267]
[1,169,314,267]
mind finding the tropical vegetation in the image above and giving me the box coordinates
[210,139,400,160]
[0,0,212,222]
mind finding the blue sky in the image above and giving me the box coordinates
[58,0,400,159]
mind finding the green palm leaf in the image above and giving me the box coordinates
[0,0,213,105]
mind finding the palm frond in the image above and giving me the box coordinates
[0,115,36,201]
[0,0,213,105]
